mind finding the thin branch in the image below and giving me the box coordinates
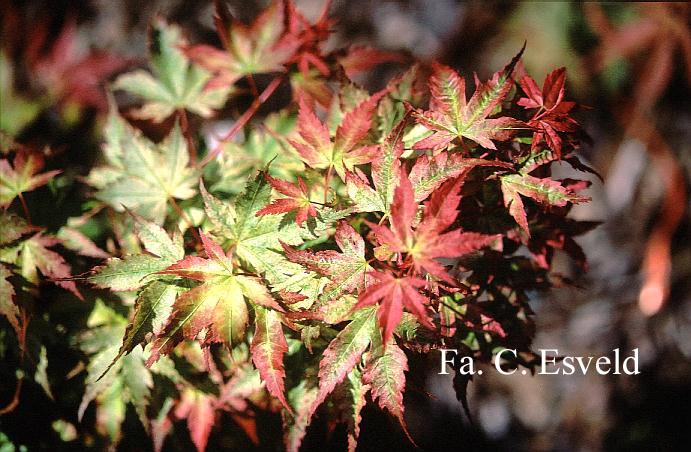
[200,74,285,167]
[0,378,22,415]
[169,196,201,244]
[246,74,259,98]
[323,165,333,204]
[179,109,198,164]
[17,193,32,225]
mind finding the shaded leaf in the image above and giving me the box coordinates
[0,151,61,208]
[500,173,590,236]
[114,20,229,122]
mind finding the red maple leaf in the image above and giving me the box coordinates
[353,271,432,346]
[256,174,316,226]
[174,388,217,452]
[517,67,578,157]
[285,0,334,78]
[289,89,386,180]
[0,151,61,208]
[26,17,129,110]
[412,47,526,152]
[336,45,404,78]
[367,172,499,284]
[186,0,299,87]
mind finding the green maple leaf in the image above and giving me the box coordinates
[78,299,155,442]
[332,367,369,452]
[282,378,319,452]
[210,111,302,195]
[311,307,376,414]
[113,20,230,122]
[377,65,422,137]
[363,335,409,434]
[201,175,347,293]
[88,107,198,224]
[97,280,180,380]
[409,152,511,202]
[200,176,304,287]
[88,215,184,291]
[0,51,42,137]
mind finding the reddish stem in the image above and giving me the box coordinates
[200,74,284,167]
[323,165,333,204]
[247,74,259,98]
[178,109,197,164]
[17,193,32,225]
[169,197,201,245]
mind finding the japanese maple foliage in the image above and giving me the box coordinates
[0,0,598,450]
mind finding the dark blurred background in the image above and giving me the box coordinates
[1,1,690,451]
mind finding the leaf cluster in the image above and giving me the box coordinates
[0,1,597,450]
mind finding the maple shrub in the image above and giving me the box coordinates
[0,1,599,450]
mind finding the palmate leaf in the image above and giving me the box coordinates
[282,221,370,320]
[409,152,511,202]
[186,0,299,86]
[290,90,386,181]
[332,367,369,452]
[88,216,184,291]
[0,212,35,246]
[353,272,432,346]
[98,280,179,380]
[175,387,217,452]
[146,231,281,366]
[310,310,412,449]
[518,67,577,158]
[0,213,34,337]
[367,172,499,285]
[88,107,197,224]
[202,177,304,288]
[8,233,82,299]
[412,46,525,151]
[201,174,345,291]
[210,111,302,194]
[377,65,423,136]
[500,173,590,236]
[282,379,318,452]
[256,175,316,226]
[0,151,61,208]
[346,117,406,215]
[114,20,229,122]
[78,300,154,442]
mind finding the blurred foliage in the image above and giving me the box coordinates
[1,1,690,451]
